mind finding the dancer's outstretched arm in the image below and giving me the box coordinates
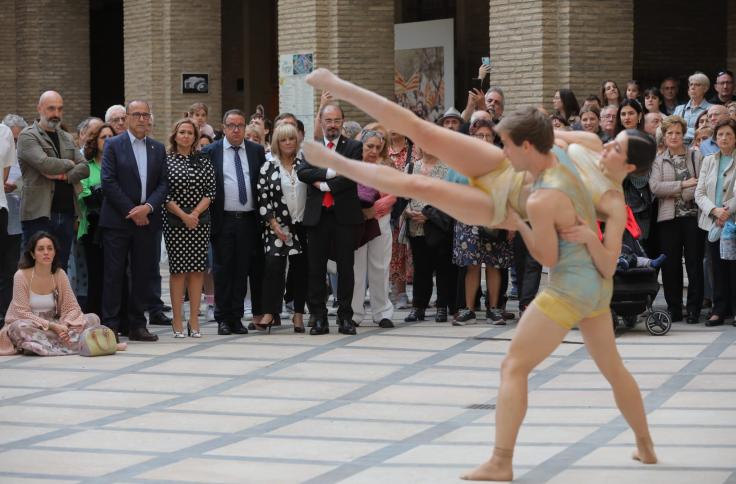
[306,69,505,179]
[302,142,496,227]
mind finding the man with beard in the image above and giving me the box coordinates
[16,91,89,270]
[297,103,363,335]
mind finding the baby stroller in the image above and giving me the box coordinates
[607,207,671,336]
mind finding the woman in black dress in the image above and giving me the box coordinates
[256,123,308,333]
[163,119,216,338]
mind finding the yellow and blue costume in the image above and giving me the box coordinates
[469,144,616,328]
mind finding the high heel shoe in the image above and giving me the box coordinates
[187,323,201,338]
[293,314,305,333]
[253,318,274,334]
[173,329,185,339]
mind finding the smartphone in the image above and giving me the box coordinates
[482,57,491,66]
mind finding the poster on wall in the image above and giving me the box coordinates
[279,53,315,137]
[394,19,454,123]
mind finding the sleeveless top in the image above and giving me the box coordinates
[532,146,607,305]
[29,291,56,315]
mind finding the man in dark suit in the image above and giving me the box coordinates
[100,100,168,342]
[202,109,266,335]
[297,103,363,335]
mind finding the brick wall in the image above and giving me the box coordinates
[0,1,17,118]
[6,1,90,130]
[489,0,632,113]
[124,0,222,141]
[277,0,394,126]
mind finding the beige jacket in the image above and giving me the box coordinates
[16,122,88,221]
[649,149,702,222]
[694,151,736,231]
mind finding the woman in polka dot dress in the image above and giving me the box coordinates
[163,119,216,338]
[256,123,308,333]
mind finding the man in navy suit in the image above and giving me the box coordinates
[202,109,266,335]
[100,100,168,342]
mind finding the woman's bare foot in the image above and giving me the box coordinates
[632,435,657,464]
[461,448,513,481]
[116,342,128,351]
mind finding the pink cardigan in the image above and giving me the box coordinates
[0,269,86,355]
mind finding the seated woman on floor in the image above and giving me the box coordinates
[0,231,125,356]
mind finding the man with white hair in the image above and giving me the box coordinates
[16,91,89,270]
[699,104,730,156]
[105,104,127,135]
[643,112,663,136]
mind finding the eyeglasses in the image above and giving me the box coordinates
[322,118,343,125]
[129,112,152,120]
[225,123,246,131]
[110,116,126,124]
[602,114,617,119]
[473,134,494,141]
[716,80,734,86]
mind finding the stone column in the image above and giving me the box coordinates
[488,0,633,110]
[124,0,222,141]
[8,1,90,128]
[277,0,394,126]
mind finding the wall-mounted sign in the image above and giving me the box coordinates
[182,73,209,94]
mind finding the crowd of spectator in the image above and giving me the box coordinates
[1,66,735,356]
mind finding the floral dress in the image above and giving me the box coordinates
[388,145,414,287]
[452,222,513,268]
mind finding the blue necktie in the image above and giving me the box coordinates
[231,146,248,205]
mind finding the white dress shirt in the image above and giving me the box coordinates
[0,124,17,212]
[277,158,307,223]
[222,138,254,212]
[127,130,148,203]
[319,137,338,192]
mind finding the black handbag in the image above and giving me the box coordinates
[421,205,454,247]
[478,226,508,242]
[166,206,210,228]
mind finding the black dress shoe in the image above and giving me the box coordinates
[705,317,724,327]
[128,327,159,341]
[686,315,699,324]
[310,319,329,335]
[404,308,425,322]
[338,318,357,335]
[378,318,394,328]
[149,312,172,325]
[217,322,232,335]
[231,321,249,334]
[435,308,448,323]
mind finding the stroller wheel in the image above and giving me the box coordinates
[623,315,638,328]
[646,310,671,336]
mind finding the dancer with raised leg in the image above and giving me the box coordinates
[302,69,657,481]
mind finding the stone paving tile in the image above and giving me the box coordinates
[0,296,734,483]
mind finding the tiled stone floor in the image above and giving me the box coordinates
[1,297,735,483]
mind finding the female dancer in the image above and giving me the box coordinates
[302,69,657,481]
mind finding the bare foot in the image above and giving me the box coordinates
[632,436,657,464]
[461,454,513,481]
[116,342,128,351]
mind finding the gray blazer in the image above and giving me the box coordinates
[694,151,736,231]
[16,121,88,221]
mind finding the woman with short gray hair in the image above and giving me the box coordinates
[674,72,713,145]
